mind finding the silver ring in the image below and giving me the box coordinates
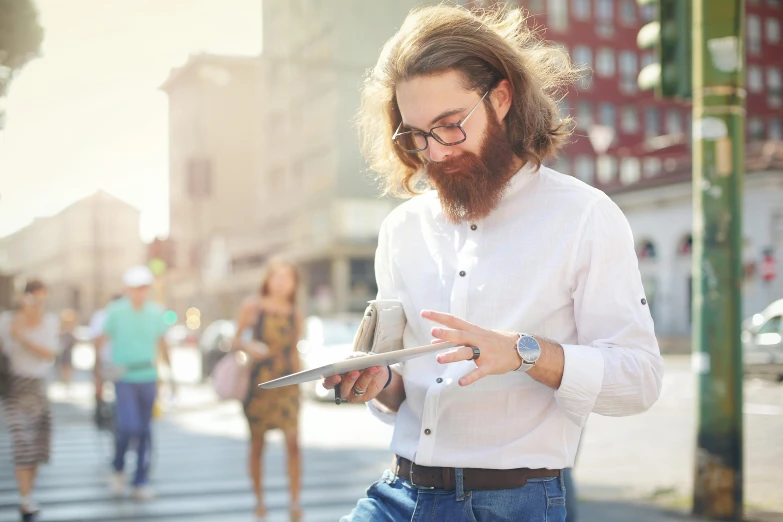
[353,387,367,397]
[471,347,481,361]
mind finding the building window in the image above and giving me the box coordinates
[640,4,656,22]
[600,102,616,127]
[619,51,638,94]
[573,0,590,19]
[547,0,568,32]
[666,109,683,135]
[767,18,781,44]
[596,0,615,38]
[748,15,762,55]
[596,48,615,77]
[620,157,642,185]
[768,67,782,107]
[643,157,662,178]
[749,117,765,141]
[622,106,640,133]
[645,107,661,138]
[572,45,592,68]
[596,156,618,184]
[748,65,764,92]
[641,52,655,69]
[770,118,783,141]
[577,100,594,128]
[620,0,637,26]
[572,46,593,89]
[574,155,595,184]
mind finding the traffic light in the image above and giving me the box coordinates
[637,0,692,100]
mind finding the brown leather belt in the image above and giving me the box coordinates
[394,456,560,491]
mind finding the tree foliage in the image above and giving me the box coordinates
[0,0,44,127]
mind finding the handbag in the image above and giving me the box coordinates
[211,350,251,401]
[353,299,407,354]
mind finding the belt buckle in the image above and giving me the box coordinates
[409,461,435,490]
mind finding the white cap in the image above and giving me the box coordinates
[123,266,154,288]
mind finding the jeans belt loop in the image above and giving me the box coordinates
[409,461,435,490]
[455,468,465,501]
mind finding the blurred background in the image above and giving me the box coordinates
[0,0,781,521]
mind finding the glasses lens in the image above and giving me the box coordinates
[431,125,466,145]
[395,131,428,152]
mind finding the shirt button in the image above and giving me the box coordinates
[424,429,432,435]
[459,270,466,277]
[470,224,477,231]
[436,378,443,383]
[641,298,647,305]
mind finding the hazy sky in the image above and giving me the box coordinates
[0,0,261,241]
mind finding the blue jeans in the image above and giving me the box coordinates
[112,381,157,486]
[341,468,567,522]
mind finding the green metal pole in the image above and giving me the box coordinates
[691,0,745,519]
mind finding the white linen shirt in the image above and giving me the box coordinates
[369,164,664,470]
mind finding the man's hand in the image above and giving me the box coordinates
[423,310,521,387]
[321,353,390,404]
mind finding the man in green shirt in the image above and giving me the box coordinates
[101,266,171,501]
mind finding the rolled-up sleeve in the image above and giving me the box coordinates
[554,197,664,427]
[367,218,402,425]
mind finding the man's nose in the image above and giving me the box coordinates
[426,139,452,163]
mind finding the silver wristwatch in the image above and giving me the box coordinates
[514,334,541,373]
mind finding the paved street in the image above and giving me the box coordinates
[0,352,782,521]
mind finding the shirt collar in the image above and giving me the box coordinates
[502,162,539,201]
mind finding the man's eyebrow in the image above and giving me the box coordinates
[402,107,467,132]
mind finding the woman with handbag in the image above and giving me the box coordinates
[0,280,60,521]
[234,259,303,522]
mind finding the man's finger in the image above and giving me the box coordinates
[348,366,382,403]
[322,375,342,390]
[431,327,482,347]
[458,365,488,387]
[421,310,482,333]
[436,346,475,364]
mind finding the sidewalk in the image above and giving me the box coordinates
[2,377,782,522]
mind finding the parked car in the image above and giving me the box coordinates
[742,298,783,380]
[298,315,363,402]
[198,319,237,381]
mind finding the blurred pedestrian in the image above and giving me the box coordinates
[323,4,663,521]
[90,294,122,428]
[99,266,172,501]
[57,309,78,389]
[0,280,60,521]
[235,259,302,522]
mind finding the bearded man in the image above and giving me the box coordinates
[323,5,664,521]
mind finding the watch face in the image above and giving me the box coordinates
[518,335,541,363]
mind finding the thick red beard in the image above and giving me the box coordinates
[426,115,518,224]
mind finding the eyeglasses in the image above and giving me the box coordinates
[392,91,489,154]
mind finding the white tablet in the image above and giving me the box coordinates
[258,342,457,389]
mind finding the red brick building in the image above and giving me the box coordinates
[509,0,783,193]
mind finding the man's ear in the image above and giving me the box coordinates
[491,79,513,122]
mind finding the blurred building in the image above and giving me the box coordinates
[255,0,429,317]
[161,53,265,320]
[162,2,425,322]
[0,191,145,317]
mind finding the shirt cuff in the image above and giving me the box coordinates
[366,399,398,426]
[554,344,605,427]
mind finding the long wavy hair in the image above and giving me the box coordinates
[357,3,581,198]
